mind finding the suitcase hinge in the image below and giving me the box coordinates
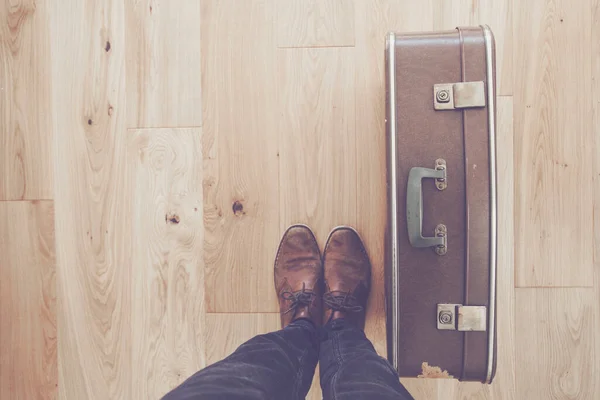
[433,81,486,110]
[437,304,487,331]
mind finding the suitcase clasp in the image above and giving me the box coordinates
[437,304,487,331]
[433,81,486,110]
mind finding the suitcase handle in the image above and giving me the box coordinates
[406,160,448,255]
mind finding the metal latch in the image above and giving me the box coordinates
[433,81,486,110]
[437,304,487,331]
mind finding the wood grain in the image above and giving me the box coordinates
[277,0,354,48]
[594,0,600,389]
[306,367,322,400]
[201,0,280,312]
[433,0,513,95]
[400,378,439,400]
[49,0,131,398]
[2,0,598,398]
[128,128,205,399]
[515,289,597,398]
[514,0,593,287]
[487,97,517,399]
[354,0,434,359]
[0,201,56,400]
[0,0,53,200]
[278,47,356,244]
[205,313,322,399]
[126,0,201,129]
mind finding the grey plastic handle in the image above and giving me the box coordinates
[406,167,445,249]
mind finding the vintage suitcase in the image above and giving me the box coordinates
[385,26,497,383]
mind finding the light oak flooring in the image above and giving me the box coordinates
[1,0,599,398]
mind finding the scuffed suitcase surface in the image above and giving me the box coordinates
[385,26,496,383]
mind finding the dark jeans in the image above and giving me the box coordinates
[163,318,413,400]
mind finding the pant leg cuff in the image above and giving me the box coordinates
[287,318,318,334]
[323,317,348,332]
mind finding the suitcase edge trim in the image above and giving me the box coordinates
[482,24,498,385]
[385,31,401,373]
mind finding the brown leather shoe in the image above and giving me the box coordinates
[322,226,371,329]
[274,224,323,328]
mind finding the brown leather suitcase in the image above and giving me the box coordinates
[385,26,497,383]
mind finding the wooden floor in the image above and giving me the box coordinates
[1,0,599,398]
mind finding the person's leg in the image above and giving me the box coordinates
[319,318,413,400]
[319,227,413,400]
[163,318,319,400]
[164,224,324,400]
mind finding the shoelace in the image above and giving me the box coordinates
[281,283,316,315]
[323,290,363,313]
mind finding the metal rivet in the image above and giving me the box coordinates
[439,311,453,324]
[434,159,447,190]
[434,224,447,255]
[436,89,450,103]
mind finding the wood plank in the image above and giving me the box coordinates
[49,1,131,398]
[399,379,439,400]
[306,367,322,400]
[481,1,513,96]
[0,201,56,400]
[125,0,201,129]
[514,0,593,287]
[432,0,513,95]
[201,0,280,312]
[354,0,434,361]
[515,288,597,398]
[205,313,322,399]
[278,47,356,244]
[593,0,600,392]
[487,97,516,398]
[128,128,204,399]
[0,0,53,200]
[277,0,354,48]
